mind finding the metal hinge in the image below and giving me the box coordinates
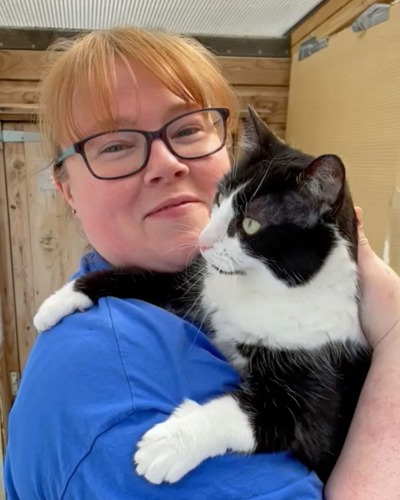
[298,36,329,61]
[10,371,20,397]
[0,131,41,143]
[351,3,391,32]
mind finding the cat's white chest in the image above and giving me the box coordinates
[201,242,366,359]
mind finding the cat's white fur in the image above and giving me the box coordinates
[134,396,255,484]
[33,190,365,484]
[33,281,93,333]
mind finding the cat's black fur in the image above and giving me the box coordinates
[72,108,371,482]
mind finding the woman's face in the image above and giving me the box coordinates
[57,60,231,271]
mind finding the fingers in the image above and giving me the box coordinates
[355,206,369,248]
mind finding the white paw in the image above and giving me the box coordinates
[134,400,217,484]
[134,396,256,484]
[33,280,93,332]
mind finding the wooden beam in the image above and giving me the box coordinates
[290,0,352,46]
[236,85,288,122]
[0,51,49,80]
[0,79,288,125]
[0,50,290,86]
[291,0,393,55]
[220,57,290,86]
[0,28,290,58]
[0,81,38,105]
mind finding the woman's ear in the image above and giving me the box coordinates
[52,175,75,211]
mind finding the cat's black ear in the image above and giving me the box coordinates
[302,154,346,209]
[245,106,283,152]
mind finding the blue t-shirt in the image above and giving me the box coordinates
[4,251,323,499]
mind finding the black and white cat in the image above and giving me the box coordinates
[34,108,371,485]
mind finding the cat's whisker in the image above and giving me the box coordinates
[164,241,198,255]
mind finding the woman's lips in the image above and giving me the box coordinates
[148,200,201,218]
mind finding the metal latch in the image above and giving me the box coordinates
[0,131,41,143]
[10,371,20,397]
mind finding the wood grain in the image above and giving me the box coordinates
[0,80,38,105]
[236,85,288,122]
[3,123,85,369]
[0,128,16,440]
[4,123,38,369]
[0,50,49,80]
[0,78,289,130]
[219,56,290,86]
[0,50,290,87]
[23,123,85,311]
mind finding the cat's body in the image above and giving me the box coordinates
[34,108,371,484]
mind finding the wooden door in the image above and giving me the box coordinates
[0,122,85,437]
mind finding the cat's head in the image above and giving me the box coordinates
[199,107,357,287]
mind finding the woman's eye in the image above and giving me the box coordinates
[101,144,131,154]
[242,217,261,235]
[175,127,200,138]
[216,193,224,206]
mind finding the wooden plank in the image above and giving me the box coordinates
[0,402,5,500]
[0,80,38,105]
[0,50,49,80]
[23,123,85,314]
[0,79,288,123]
[0,114,37,122]
[220,56,290,86]
[0,80,39,119]
[0,124,19,431]
[291,0,352,46]
[0,349,9,451]
[291,0,393,55]
[3,123,85,370]
[236,85,288,123]
[0,50,290,87]
[3,123,37,370]
[0,104,37,117]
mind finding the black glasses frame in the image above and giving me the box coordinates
[55,107,230,180]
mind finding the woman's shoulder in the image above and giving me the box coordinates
[24,295,239,413]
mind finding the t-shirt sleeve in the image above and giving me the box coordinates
[63,413,323,500]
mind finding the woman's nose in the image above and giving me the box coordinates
[143,139,189,186]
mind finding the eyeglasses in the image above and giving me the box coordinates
[55,107,230,180]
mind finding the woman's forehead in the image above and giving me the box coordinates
[68,64,199,139]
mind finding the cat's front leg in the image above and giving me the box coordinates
[134,396,256,484]
[33,280,93,332]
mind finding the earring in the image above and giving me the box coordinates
[72,208,77,215]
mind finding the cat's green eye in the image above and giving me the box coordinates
[242,217,261,235]
[216,193,224,206]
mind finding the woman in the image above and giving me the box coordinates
[4,28,400,499]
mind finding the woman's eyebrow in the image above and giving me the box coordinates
[164,102,197,118]
[91,103,198,132]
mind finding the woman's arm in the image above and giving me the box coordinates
[326,208,400,499]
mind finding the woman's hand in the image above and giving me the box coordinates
[355,207,400,349]
[326,207,400,500]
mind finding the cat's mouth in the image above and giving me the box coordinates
[210,264,245,276]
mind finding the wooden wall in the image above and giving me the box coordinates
[0,50,289,137]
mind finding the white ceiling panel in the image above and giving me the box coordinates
[0,0,324,38]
